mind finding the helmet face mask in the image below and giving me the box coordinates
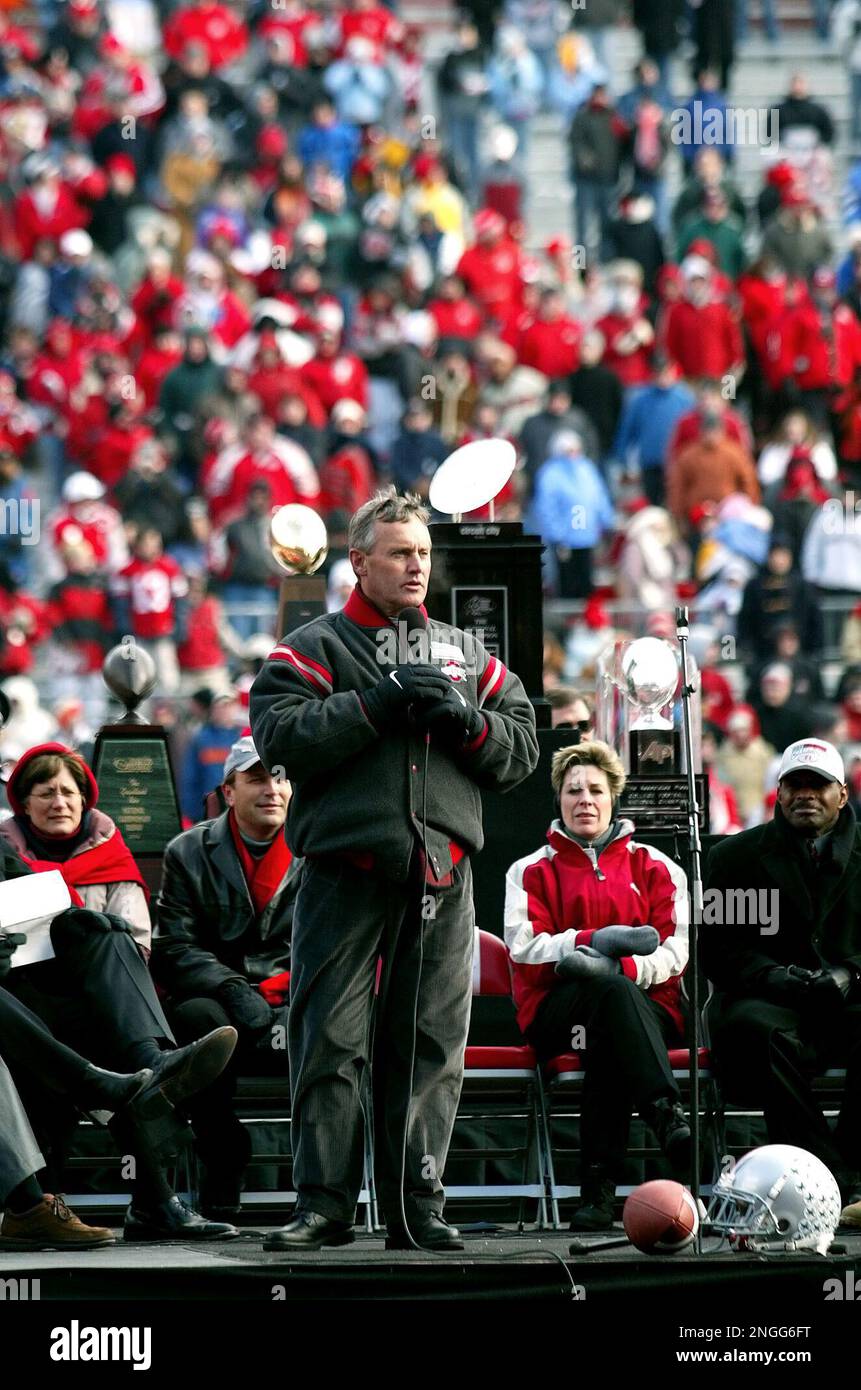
[707,1145,841,1256]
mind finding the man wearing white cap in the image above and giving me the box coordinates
[703,738,861,1227]
[153,735,296,1217]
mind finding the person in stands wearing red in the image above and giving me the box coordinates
[663,254,744,383]
[773,266,861,431]
[505,741,690,1231]
[110,527,189,695]
[455,208,523,326]
[162,0,249,71]
[595,260,655,388]
[302,326,369,414]
[153,735,298,1217]
[0,744,240,1243]
[518,288,583,378]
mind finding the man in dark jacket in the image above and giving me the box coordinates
[569,81,625,262]
[249,485,539,1250]
[153,735,297,1216]
[703,738,861,1227]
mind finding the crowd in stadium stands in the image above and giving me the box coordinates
[0,0,853,834]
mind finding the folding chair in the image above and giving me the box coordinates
[444,929,553,1228]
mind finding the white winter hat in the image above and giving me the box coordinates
[62,471,105,503]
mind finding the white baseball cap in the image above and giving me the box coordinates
[62,471,105,503]
[223,734,261,781]
[777,739,845,785]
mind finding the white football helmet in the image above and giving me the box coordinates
[708,1145,842,1255]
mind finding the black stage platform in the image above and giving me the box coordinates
[4,1224,861,1305]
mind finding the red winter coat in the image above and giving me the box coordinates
[88,421,154,490]
[427,295,484,342]
[504,819,688,1034]
[177,595,225,672]
[12,185,87,261]
[664,299,744,380]
[130,275,187,349]
[302,352,369,413]
[455,239,523,321]
[519,316,582,378]
[777,302,861,396]
[162,3,249,68]
[594,311,653,386]
[246,363,327,425]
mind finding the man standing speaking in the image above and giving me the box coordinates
[250,487,538,1250]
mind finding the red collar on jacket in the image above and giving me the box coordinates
[343,586,429,630]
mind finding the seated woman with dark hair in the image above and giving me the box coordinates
[505,740,691,1231]
[0,742,240,1243]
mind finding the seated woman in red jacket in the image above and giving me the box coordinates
[0,743,239,1243]
[505,740,690,1231]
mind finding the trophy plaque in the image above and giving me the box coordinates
[91,642,183,864]
[270,504,328,637]
[597,636,709,832]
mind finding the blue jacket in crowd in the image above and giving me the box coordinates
[532,451,615,549]
[614,382,695,472]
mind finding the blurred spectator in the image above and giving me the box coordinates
[532,429,614,596]
[488,26,543,164]
[111,527,189,695]
[614,353,694,506]
[751,662,816,749]
[666,410,760,528]
[776,72,835,147]
[569,80,624,260]
[716,704,776,825]
[701,723,743,835]
[518,379,600,488]
[616,505,685,612]
[566,328,624,463]
[436,21,490,195]
[214,481,279,642]
[180,688,244,823]
[740,537,824,667]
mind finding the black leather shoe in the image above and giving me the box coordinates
[75,1065,154,1121]
[643,1096,691,1171]
[141,1027,238,1110]
[263,1210,355,1251]
[385,1212,464,1251]
[124,1195,239,1242]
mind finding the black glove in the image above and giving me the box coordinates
[219,981,274,1034]
[411,686,485,747]
[361,664,452,731]
[51,908,115,939]
[0,932,25,980]
[253,1003,290,1051]
[761,964,818,1006]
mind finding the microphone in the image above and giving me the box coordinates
[396,604,428,664]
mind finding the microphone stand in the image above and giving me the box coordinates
[675,605,703,1254]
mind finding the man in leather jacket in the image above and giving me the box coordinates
[703,738,861,1229]
[153,734,297,1217]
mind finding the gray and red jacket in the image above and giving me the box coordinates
[505,818,689,1034]
[249,586,539,884]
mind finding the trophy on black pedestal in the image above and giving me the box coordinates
[269,503,329,638]
[596,636,710,832]
[424,438,550,727]
[92,641,183,863]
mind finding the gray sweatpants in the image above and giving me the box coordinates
[287,853,475,1224]
[0,1055,44,1207]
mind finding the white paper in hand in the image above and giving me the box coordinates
[0,870,71,967]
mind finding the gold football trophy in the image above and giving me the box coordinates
[270,504,329,637]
